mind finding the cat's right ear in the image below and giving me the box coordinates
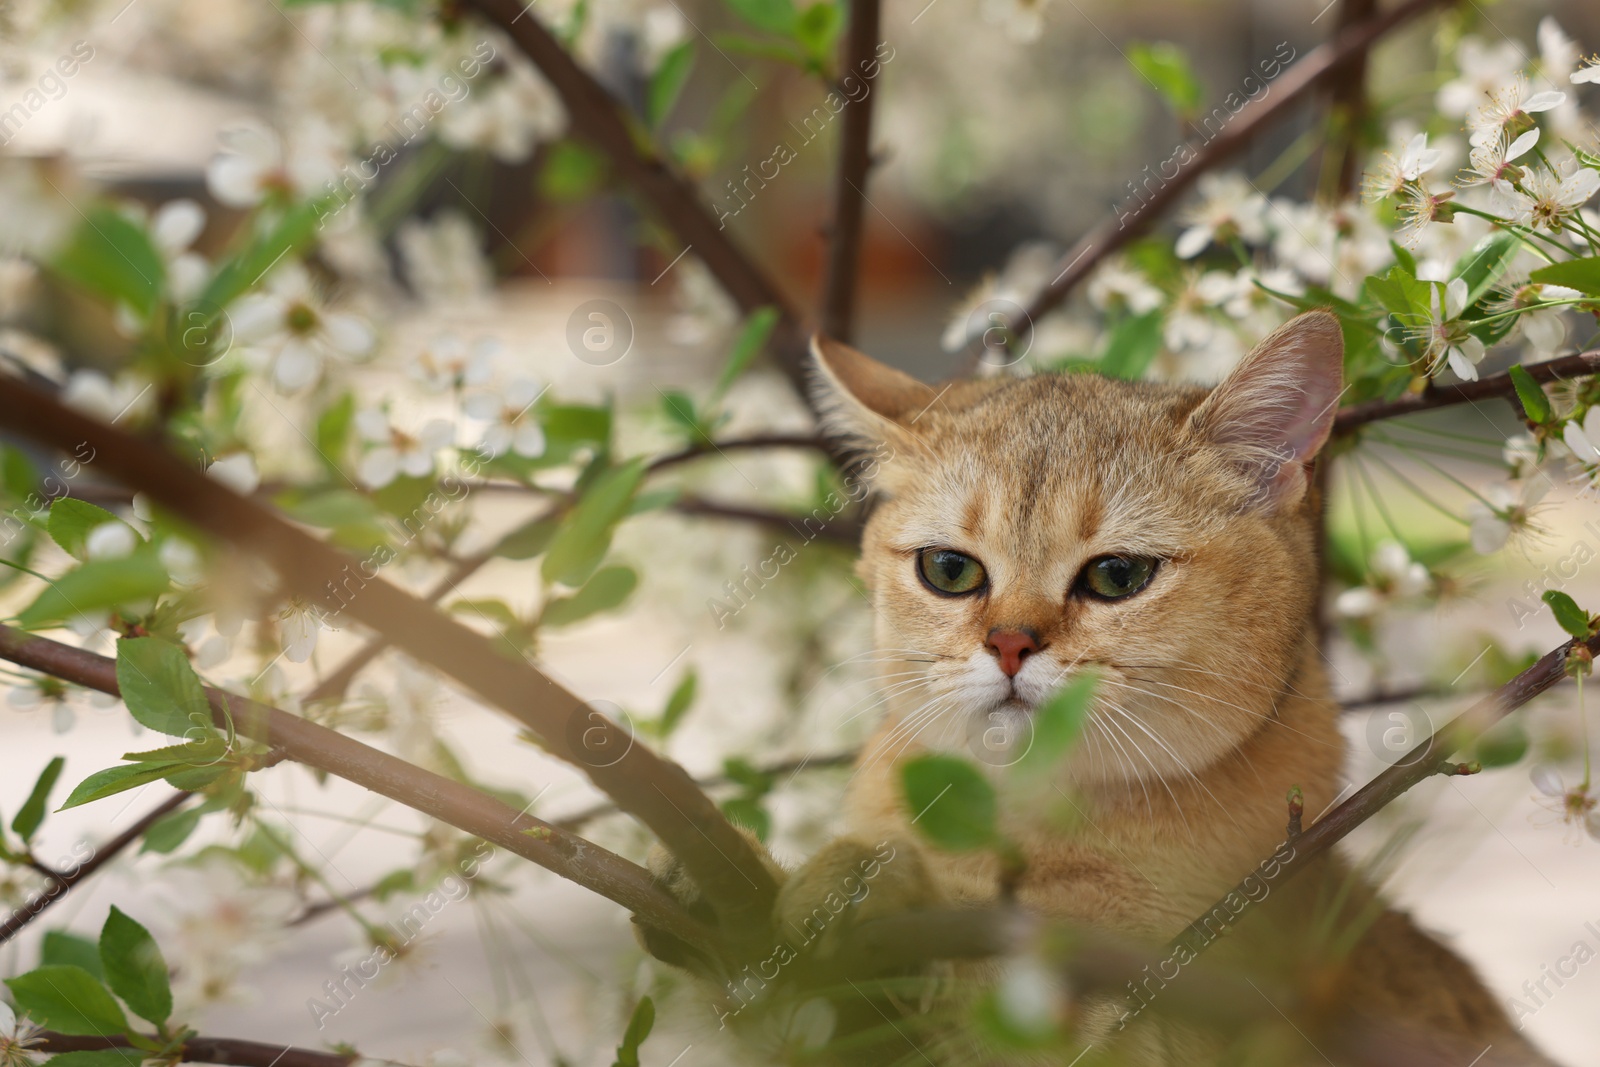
[809,335,937,451]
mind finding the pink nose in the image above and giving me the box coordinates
[986,628,1039,677]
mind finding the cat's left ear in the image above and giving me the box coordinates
[808,335,937,451]
[1188,311,1344,510]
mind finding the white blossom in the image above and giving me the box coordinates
[465,377,547,459]
[1467,478,1550,554]
[356,409,455,488]
[229,263,375,391]
[207,453,261,495]
[277,596,324,663]
[1175,173,1269,258]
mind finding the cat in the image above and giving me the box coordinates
[643,312,1557,1067]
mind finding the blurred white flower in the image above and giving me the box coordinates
[1503,433,1542,478]
[356,409,455,487]
[229,263,375,391]
[1087,260,1162,316]
[207,453,261,495]
[162,537,206,589]
[1531,765,1600,843]
[277,597,323,663]
[1574,57,1600,86]
[1467,478,1551,554]
[396,211,493,305]
[409,334,498,393]
[153,857,298,1012]
[1174,173,1269,258]
[85,521,137,561]
[1438,38,1524,118]
[1335,541,1430,618]
[206,119,343,208]
[153,199,210,302]
[1363,133,1442,203]
[438,62,565,163]
[466,378,546,459]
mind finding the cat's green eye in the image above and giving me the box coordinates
[917,549,987,596]
[1080,555,1157,600]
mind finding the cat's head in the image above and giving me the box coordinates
[811,312,1343,785]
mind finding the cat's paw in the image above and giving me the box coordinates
[773,834,940,959]
[634,827,786,975]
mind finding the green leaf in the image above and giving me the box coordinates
[39,1052,145,1066]
[1530,256,1600,296]
[647,42,695,128]
[658,669,697,737]
[448,598,525,634]
[1509,365,1553,424]
[794,1,842,65]
[47,499,126,561]
[722,0,796,34]
[1388,240,1417,277]
[611,995,656,1067]
[900,754,999,851]
[543,403,613,449]
[99,907,172,1025]
[41,931,105,980]
[713,33,807,67]
[13,756,65,841]
[539,141,609,203]
[4,965,130,1037]
[52,207,165,317]
[140,806,202,854]
[659,390,703,437]
[18,550,170,629]
[1365,265,1431,320]
[541,566,638,627]
[314,392,356,474]
[1542,590,1593,639]
[58,761,189,812]
[1126,42,1202,118]
[116,637,217,739]
[712,306,779,401]
[0,444,39,496]
[1097,310,1163,380]
[494,514,562,561]
[1018,673,1097,775]
[1451,231,1521,310]
[542,459,647,587]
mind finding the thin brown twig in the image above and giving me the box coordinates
[0,625,714,951]
[458,0,813,396]
[1332,350,1600,434]
[819,0,883,343]
[965,0,1452,366]
[1322,0,1379,199]
[0,377,777,950]
[0,792,190,945]
[38,1031,397,1067]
